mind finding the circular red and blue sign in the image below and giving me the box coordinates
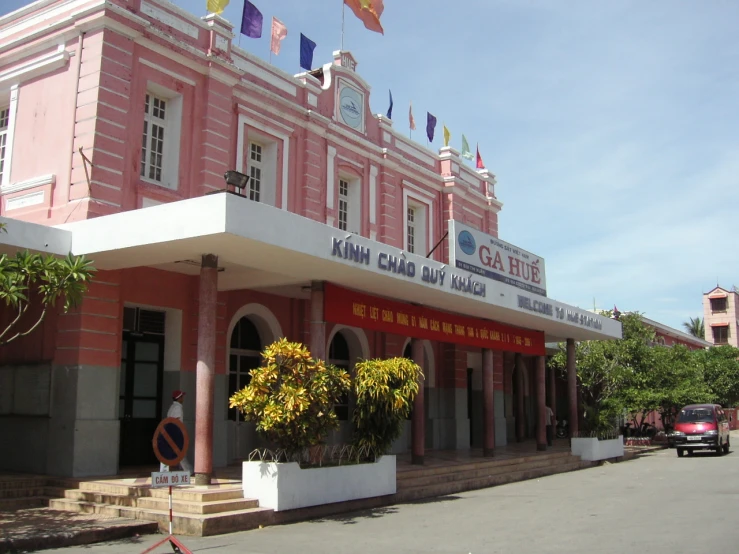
[152,417,190,467]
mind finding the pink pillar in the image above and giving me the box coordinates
[411,338,425,465]
[310,281,326,361]
[536,355,547,451]
[515,354,525,442]
[567,338,579,438]
[548,364,557,427]
[482,348,495,457]
[194,254,218,485]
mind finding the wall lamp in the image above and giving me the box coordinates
[224,170,250,190]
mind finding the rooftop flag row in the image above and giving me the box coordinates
[206,0,487,171]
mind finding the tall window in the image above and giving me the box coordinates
[710,297,728,313]
[328,332,350,420]
[407,206,417,254]
[405,199,428,256]
[0,107,9,185]
[141,94,167,183]
[248,142,263,202]
[228,317,262,421]
[712,326,729,345]
[338,178,349,231]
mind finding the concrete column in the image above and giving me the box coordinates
[310,281,326,361]
[536,355,547,451]
[566,338,579,438]
[411,338,425,465]
[515,354,525,442]
[548,364,557,426]
[194,254,218,485]
[482,349,495,457]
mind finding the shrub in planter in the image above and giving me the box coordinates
[352,357,423,456]
[229,338,351,457]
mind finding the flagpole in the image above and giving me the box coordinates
[341,0,346,51]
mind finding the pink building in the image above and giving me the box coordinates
[0,0,620,480]
[703,286,738,347]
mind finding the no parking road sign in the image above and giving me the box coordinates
[152,417,190,467]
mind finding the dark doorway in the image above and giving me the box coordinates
[467,367,473,445]
[329,332,350,421]
[119,308,165,467]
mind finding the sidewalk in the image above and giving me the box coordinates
[0,508,158,553]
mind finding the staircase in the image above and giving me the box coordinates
[47,481,273,536]
[395,451,594,502]
[0,476,55,511]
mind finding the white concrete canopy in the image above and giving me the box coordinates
[30,193,624,343]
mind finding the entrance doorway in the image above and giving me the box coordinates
[119,308,165,466]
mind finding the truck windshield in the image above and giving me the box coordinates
[677,409,714,423]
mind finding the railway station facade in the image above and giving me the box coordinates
[0,0,620,479]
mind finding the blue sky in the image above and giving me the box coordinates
[3,0,739,332]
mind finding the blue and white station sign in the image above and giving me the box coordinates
[448,220,548,297]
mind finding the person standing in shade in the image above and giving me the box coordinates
[545,404,556,447]
[160,390,193,475]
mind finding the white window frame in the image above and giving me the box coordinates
[139,83,182,191]
[0,85,19,191]
[242,129,277,206]
[337,174,361,234]
[236,115,290,209]
[403,187,433,257]
[248,141,263,202]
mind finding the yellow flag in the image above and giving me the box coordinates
[443,125,451,147]
[207,0,229,14]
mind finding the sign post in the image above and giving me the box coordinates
[141,418,193,554]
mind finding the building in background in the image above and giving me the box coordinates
[641,316,711,350]
[703,286,739,347]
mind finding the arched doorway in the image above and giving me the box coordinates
[326,326,368,444]
[328,331,350,422]
[402,340,435,449]
[225,305,282,462]
[228,317,262,422]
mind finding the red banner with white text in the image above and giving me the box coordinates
[323,283,545,355]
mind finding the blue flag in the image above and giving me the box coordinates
[240,1,263,38]
[386,89,393,119]
[426,112,437,142]
[300,33,316,71]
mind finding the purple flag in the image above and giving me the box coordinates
[240,0,263,39]
[426,112,437,142]
[300,33,316,71]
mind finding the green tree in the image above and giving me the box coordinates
[648,345,714,431]
[682,317,705,339]
[695,345,739,407]
[552,312,657,436]
[352,357,423,456]
[229,339,351,457]
[0,239,96,346]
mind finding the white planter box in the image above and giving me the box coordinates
[242,455,396,511]
[571,436,624,461]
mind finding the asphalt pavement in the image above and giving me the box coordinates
[39,446,739,554]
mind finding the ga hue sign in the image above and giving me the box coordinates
[449,220,547,297]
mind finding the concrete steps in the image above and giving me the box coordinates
[47,482,273,536]
[395,452,593,502]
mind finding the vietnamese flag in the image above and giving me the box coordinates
[476,145,485,169]
[344,0,384,35]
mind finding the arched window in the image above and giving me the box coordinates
[228,317,262,421]
[328,332,350,420]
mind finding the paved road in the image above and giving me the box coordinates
[45,447,739,554]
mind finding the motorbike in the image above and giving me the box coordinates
[556,418,569,439]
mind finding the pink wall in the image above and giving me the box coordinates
[0,0,500,262]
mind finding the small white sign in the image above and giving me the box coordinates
[151,471,191,488]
